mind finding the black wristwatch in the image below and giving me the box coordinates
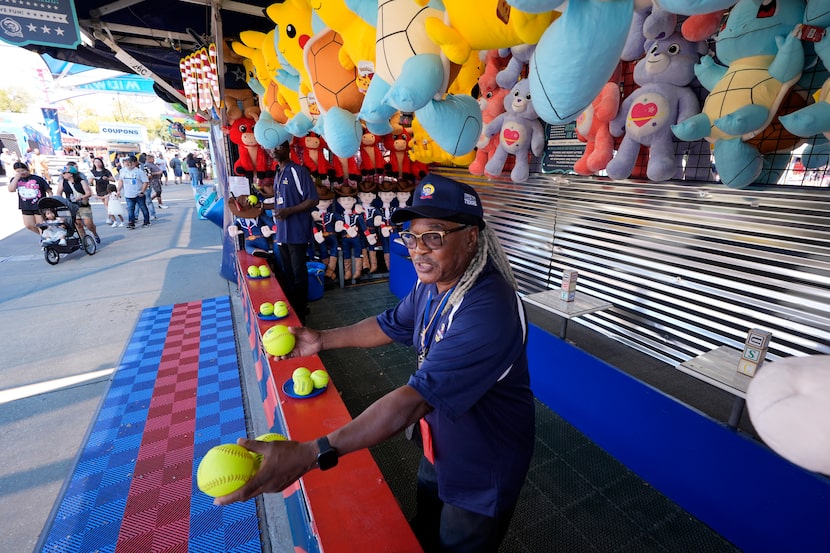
[316,436,339,471]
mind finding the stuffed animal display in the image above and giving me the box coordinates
[177,0,830,188]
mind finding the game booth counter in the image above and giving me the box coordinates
[234,249,423,553]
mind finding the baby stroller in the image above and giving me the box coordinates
[36,196,97,265]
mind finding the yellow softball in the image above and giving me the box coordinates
[197,443,257,498]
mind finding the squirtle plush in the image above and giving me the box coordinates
[780,2,830,140]
[483,79,545,182]
[606,29,707,182]
[671,0,806,188]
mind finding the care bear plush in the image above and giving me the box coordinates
[605,31,707,182]
[483,79,545,183]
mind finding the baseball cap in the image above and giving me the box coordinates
[392,174,485,228]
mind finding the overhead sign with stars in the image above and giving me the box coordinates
[0,0,80,49]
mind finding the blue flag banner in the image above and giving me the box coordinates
[0,0,81,49]
[41,107,62,151]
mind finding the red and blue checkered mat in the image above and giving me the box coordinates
[36,296,262,553]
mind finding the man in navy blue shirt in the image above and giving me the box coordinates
[270,141,318,324]
[218,174,535,553]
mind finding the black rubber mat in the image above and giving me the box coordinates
[309,281,739,552]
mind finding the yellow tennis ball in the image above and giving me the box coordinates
[274,301,289,317]
[197,443,257,498]
[292,367,311,379]
[293,375,314,396]
[258,265,271,277]
[248,194,259,205]
[310,369,329,389]
[262,324,295,356]
[259,302,274,316]
[247,265,260,277]
[251,432,287,466]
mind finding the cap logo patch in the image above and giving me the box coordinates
[463,192,478,207]
[420,183,435,199]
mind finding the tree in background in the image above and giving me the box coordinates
[0,87,34,112]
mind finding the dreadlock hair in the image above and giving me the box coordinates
[442,224,517,316]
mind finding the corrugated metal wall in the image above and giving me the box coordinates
[438,168,830,365]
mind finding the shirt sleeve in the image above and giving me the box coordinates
[376,283,420,346]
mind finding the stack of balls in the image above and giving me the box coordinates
[259,300,289,317]
[292,367,329,396]
[246,265,271,278]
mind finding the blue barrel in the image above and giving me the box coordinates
[307,261,326,301]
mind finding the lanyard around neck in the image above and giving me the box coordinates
[418,287,454,366]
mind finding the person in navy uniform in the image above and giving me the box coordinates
[217,174,534,553]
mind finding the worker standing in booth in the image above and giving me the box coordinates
[217,174,535,553]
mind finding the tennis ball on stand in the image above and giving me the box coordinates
[310,369,329,389]
[274,301,289,317]
[197,443,257,497]
[293,374,314,396]
[258,265,271,277]
[247,265,260,278]
[259,302,274,316]
[262,324,295,356]
[251,432,287,467]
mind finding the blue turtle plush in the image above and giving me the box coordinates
[671,0,806,188]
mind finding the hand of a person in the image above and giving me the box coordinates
[213,438,316,505]
[274,208,287,220]
[272,326,324,360]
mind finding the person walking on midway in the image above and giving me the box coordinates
[215,174,534,553]
[116,155,150,229]
[8,161,52,236]
[269,141,318,324]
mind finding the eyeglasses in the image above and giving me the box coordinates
[399,225,468,249]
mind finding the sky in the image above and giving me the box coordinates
[0,42,171,123]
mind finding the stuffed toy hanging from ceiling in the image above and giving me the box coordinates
[605,27,707,182]
[671,0,807,189]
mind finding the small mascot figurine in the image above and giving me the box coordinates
[356,180,381,273]
[311,184,340,281]
[376,180,398,271]
[334,184,367,282]
[483,79,545,183]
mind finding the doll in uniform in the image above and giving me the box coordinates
[395,177,415,209]
[356,180,381,273]
[311,184,340,281]
[376,180,398,271]
[335,183,367,282]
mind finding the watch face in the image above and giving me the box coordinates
[317,437,338,471]
[318,449,338,471]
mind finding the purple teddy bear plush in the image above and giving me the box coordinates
[605,30,707,182]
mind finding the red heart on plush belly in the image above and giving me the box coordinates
[503,128,520,145]
[630,102,658,127]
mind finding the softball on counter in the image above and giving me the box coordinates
[262,324,295,356]
[197,443,257,498]
[310,369,329,389]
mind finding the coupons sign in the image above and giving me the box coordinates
[0,0,81,49]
